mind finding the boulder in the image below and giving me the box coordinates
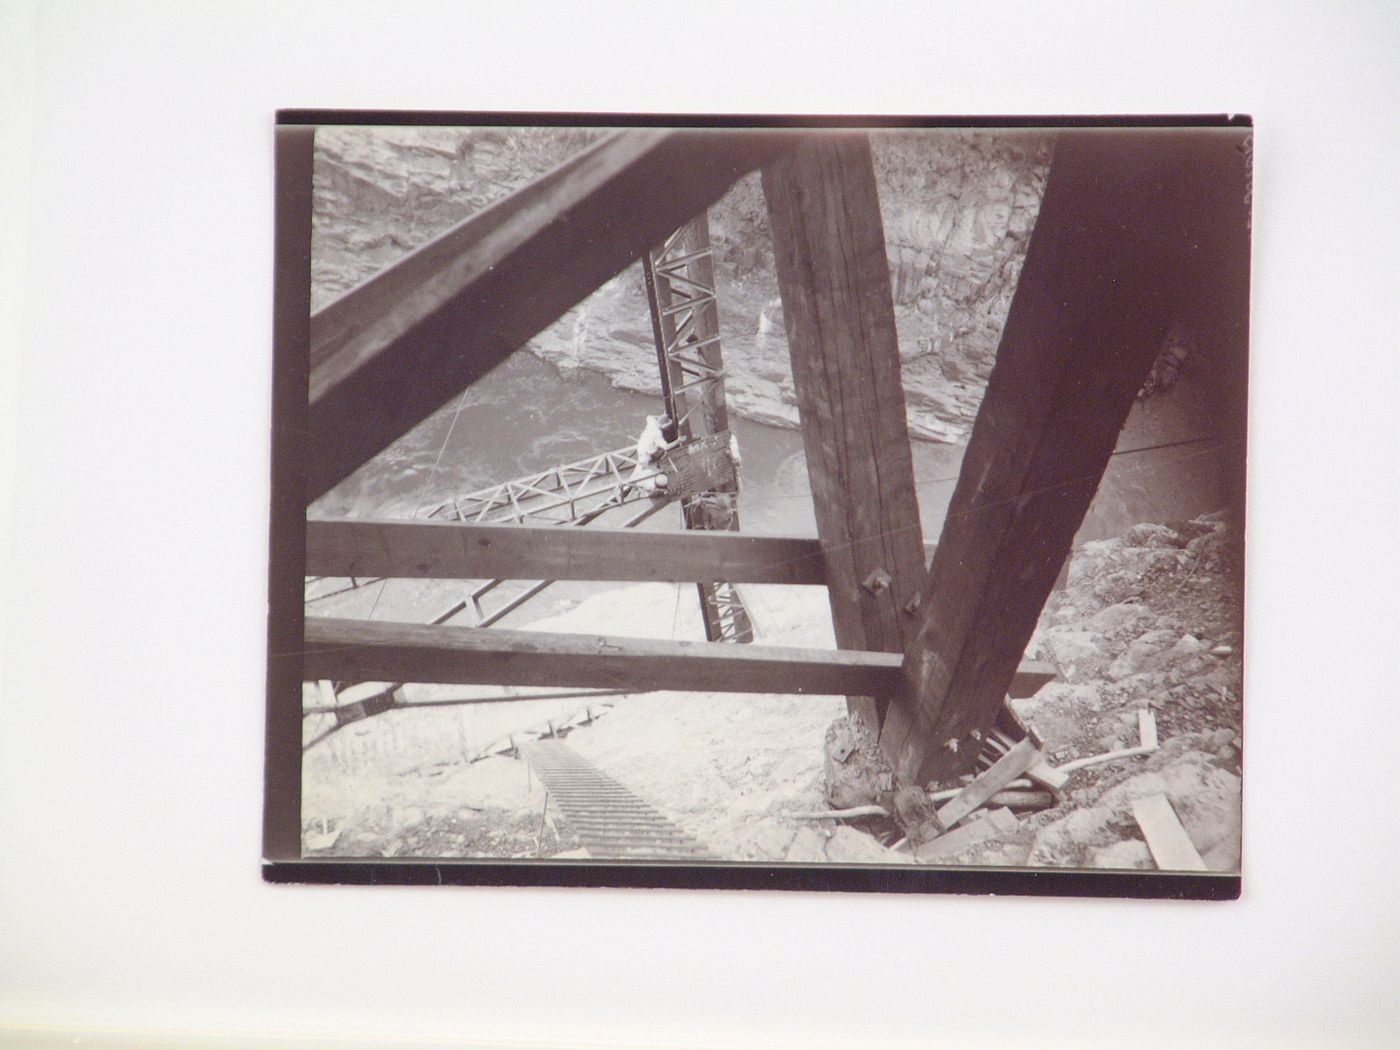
[1107,628,1179,680]
[826,826,910,864]
[1087,601,1156,639]
[1087,839,1154,870]
[785,827,828,864]
[1125,523,1185,549]
[823,716,894,809]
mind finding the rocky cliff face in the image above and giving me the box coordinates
[310,125,1051,442]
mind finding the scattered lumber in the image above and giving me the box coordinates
[914,807,1019,864]
[935,738,1042,829]
[985,790,1054,810]
[984,724,1068,797]
[1131,794,1207,871]
[1024,759,1069,797]
[787,805,890,821]
[1139,708,1159,750]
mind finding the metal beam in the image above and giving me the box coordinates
[307,128,792,501]
[644,214,753,643]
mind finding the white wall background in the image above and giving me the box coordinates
[2,2,1397,1047]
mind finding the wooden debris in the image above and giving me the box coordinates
[913,807,1019,864]
[935,738,1041,829]
[1131,794,1207,871]
[928,778,1031,802]
[1139,708,1159,750]
[986,789,1055,810]
[1024,759,1070,797]
[788,805,889,821]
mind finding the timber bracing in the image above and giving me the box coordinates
[287,127,1230,789]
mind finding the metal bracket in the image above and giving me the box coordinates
[862,567,892,595]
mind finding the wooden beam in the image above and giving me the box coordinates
[305,518,828,585]
[762,132,928,730]
[913,807,1018,864]
[883,129,1252,784]
[301,618,1059,699]
[307,128,791,501]
[935,738,1041,829]
[1132,794,1207,871]
[302,617,902,696]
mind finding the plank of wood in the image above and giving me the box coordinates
[935,738,1042,829]
[762,132,928,732]
[1132,794,1207,872]
[304,518,828,585]
[985,789,1054,809]
[913,807,1019,864]
[885,128,1253,785]
[307,129,792,501]
[302,617,903,696]
[1021,761,1069,795]
[1139,708,1159,750]
[300,618,1055,699]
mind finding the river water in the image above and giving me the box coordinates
[312,349,1235,550]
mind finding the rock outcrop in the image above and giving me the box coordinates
[309,125,1053,443]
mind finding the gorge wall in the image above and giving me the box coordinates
[310,125,1053,443]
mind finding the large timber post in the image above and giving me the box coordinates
[884,128,1253,785]
[762,133,927,731]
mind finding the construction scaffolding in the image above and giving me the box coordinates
[272,124,1250,867]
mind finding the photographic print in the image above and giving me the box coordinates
[266,115,1250,896]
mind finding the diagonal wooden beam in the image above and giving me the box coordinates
[301,618,1059,699]
[307,128,792,501]
[883,128,1253,785]
[761,132,928,731]
[304,518,830,585]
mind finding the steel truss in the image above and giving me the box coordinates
[643,215,754,644]
[426,445,662,526]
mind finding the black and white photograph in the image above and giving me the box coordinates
[270,117,1250,890]
[10,3,1400,1047]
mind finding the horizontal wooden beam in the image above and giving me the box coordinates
[303,617,897,695]
[307,128,792,501]
[300,618,1058,698]
[304,518,829,585]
